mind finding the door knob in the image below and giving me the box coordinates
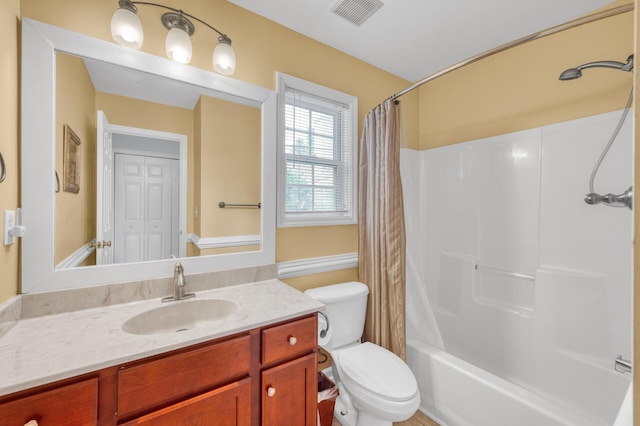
[89,241,111,249]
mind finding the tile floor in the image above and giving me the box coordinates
[331,410,439,426]
[395,410,440,426]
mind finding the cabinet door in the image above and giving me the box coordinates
[121,378,251,426]
[0,378,98,426]
[261,353,317,426]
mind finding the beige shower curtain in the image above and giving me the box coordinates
[358,99,406,360]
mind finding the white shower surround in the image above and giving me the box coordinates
[402,109,633,425]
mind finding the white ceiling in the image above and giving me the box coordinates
[83,58,203,109]
[229,0,614,83]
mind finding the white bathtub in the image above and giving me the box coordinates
[401,112,633,426]
[407,339,630,426]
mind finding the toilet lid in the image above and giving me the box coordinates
[339,342,417,402]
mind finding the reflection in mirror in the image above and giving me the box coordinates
[22,18,276,293]
[54,52,261,269]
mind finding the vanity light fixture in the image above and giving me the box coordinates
[110,0,237,75]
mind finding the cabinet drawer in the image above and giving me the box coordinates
[262,316,316,365]
[121,377,251,426]
[118,334,251,419]
[0,378,98,426]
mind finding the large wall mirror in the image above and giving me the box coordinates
[22,18,276,293]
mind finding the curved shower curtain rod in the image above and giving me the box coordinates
[387,2,634,103]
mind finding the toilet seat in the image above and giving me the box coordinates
[339,342,418,402]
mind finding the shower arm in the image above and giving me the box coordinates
[559,55,634,81]
[577,59,633,73]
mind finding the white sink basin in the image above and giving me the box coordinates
[122,299,239,335]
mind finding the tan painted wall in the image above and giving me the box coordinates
[277,225,360,288]
[197,96,261,256]
[191,98,202,257]
[55,52,96,266]
[283,268,360,293]
[0,0,20,302]
[419,7,633,149]
[198,96,260,238]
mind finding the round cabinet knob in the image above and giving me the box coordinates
[267,387,276,397]
[24,421,39,426]
[289,336,297,346]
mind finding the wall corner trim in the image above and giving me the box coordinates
[188,234,262,249]
[277,252,358,279]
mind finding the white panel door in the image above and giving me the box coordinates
[96,111,114,265]
[144,157,174,261]
[114,154,144,263]
[114,154,176,263]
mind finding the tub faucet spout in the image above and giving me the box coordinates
[162,262,195,302]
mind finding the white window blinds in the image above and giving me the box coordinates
[277,73,358,227]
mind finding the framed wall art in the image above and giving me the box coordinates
[63,123,81,193]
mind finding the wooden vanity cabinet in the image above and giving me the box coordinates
[0,313,318,426]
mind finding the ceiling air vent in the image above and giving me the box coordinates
[330,0,383,27]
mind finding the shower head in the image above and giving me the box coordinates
[559,68,582,80]
[559,54,634,81]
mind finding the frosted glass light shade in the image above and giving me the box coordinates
[165,27,192,64]
[213,41,236,75]
[111,8,144,49]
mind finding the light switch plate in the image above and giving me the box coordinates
[4,210,15,246]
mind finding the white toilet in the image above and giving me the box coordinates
[305,282,420,426]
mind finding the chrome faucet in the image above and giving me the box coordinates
[162,262,195,302]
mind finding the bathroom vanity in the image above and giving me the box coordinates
[6,17,323,426]
[0,280,322,426]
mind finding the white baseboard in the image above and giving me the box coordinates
[56,239,96,270]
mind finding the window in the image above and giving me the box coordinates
[276,72,358,227]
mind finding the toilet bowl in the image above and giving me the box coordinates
[305,282,420,426]
[336,342,420,425]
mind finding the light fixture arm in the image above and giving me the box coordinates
[118,0,138,14]
[128,0,231,41]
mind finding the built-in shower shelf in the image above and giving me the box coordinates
[473,263,535,316]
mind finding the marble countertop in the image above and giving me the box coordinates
[0,279,323,396]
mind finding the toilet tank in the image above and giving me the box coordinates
[305,282,369,349]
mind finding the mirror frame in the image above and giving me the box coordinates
[21,18,276,293]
